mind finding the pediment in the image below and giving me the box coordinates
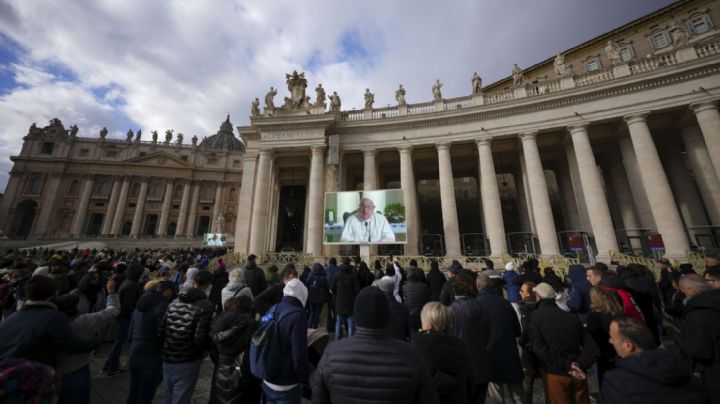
[124,152,191,168]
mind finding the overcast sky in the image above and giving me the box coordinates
[0,0,676,190]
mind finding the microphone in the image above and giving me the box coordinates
[365,221,370,243]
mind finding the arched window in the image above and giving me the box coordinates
[174,185,184,199]
[27,177,43,194]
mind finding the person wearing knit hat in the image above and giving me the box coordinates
[311,287,440,403]
[260,278,309,403]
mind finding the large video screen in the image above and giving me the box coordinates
[324,189,407,245]
[204,233,227,247]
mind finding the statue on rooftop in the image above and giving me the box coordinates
[99,127,108,140]
[512,64,524,87]
[135,129,142,142]
[251,98,260,116]
[671,27,688,48]
[176,133,183,145]
[315,84,326,107]
[395,84,406,106]
[605,40,622,65]
[329,91,341,112]
[553,54,572,77]
[126,129,133,142]
[165,129,173,143]
[471,73,482,94]
[151,130,158,143]
[364,88,374,109]
[283,70,310,109]
[192,135,198,146]
[264,87,277,110]
[432,79,443,99]
[69,124,79,137]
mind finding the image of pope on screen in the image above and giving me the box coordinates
[340,197,395,243]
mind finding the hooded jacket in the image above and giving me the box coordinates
[242,261,267,297]
[128,290,169,359]
[567,264,592,323]
[118,265,144,319]
[682,289,720,402]
[598,348,708,404]
[412,330,472,404]
[159,287,214,363]
[221,281,253,309]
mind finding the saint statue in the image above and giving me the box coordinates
[284,70,310,109]
[432,79,443,99]
[151,130,158,143]
[329,91,341,112]
[126,129,133,141]
[215,215,225,233]
[315,84,326,107]
[192,135,198,146]
[512,64,524,87]
[364,88,374,109]
[395,84,406,106]
[99,127,108,140]
[605,40,622,65]
[553,54,572,77]
[135,129,142,142]
[471,73,482,94]
[671,27,688,48]
[251,98,261,116]
[69,124,79,137]
[176,133,183,145]
[165,129,173,143]
[265,87,277,110]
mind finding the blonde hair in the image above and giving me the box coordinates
[420,301,453,333]
[590,286,623,316]
[229,267,244,283]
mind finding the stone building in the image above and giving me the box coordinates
[2,0,720,262]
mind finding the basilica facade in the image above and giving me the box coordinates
[2,0,720,262]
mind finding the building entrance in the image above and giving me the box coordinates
[275,185,306,252]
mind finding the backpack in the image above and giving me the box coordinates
[249,304,302,380]
[307,276,325,304]
[603,286,644,322]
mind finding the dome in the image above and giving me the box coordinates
[200,115,245,151]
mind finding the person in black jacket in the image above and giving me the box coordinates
[587,286,623,385]
[517,281,539,404]
[413,301,472,404]
[599,316,708,404]
[242,254,267,297]
[159,270,214,404]
[312,286,440,404]
[331,258,360,340]
[402,269,430,335]
[0,275,97,367]
[356,261,375,289]
[530,282,599,404]
[306,263,329,329]
[426,260,446,302]
[253,264,298,317]
[378,277,411,341]
[208,295,260,404]
[103,263,144,375]
[126,280,175,404]
[407,259,427,284]
[449,273,491,404]
[210,262,229,314]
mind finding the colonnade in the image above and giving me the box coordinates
[239,102,720,262]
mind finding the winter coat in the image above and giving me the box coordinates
[253,283,283,317]
[265,266,280,285]
[408,266,427,284]
[263,296,309,386]
[0,302,97,367]
[413,330,472,404]
[311,327,440,404]
[209,310,261,404]
[439,277,456,306]
[325,263,340,288]
[356,266,375,289]
[475,289,523,384]
[502,269,521,303]
[512,269,542,287]
[307,271,329,305]
[682,289,720,402]
[331,265,360,315]
[386,292,411,341]
[530,299,599,376]
[586,311,616,382]
[450,297,491,384]
[518,297,539,377]
[57,293,120,374]
[402,280,430,318]
[159,288,214,363]
[426,267,446,302]
[118,277,143,320]
[598,348,708,404]
[221,281,253,309]
[567,264,592,324]
[242,262,266,297]
[210,268,229,308]
[128,290,170,360]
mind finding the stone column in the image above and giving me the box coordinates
[520,132,560,255]
[248,149,273,255]
[129,178,149,237]
[565,143,592,233]
[554,159,582,231]
[682,125,720,225]
[476,139,507,258]
[692,101,720,181]
[234,154,258,253]
[175,181,191,237]
[618,136,656,231]
[185,182,201,237]
[306,145,326,256]
[110,177,131,234]
[101,178,121,235]
[0,172,24,232]
[157,180,174,236]
[569,125,619,260]
[625,114,689,259]
[399,146,420,255]
[606,155,642,236]
[436,143,462,256]
[363,149,378,190]
[518,155,536,233]
[663,148,709,239]
[70,176,95,236]
[32,174,63,237]
[324,163,341,257]
[211,183,224,232]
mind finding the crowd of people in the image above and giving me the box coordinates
[0,246,718,404]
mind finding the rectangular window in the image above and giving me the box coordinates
[207,157,218,165]
[94,202,104,207]
[584,57,601,72]
[181,155,188,162]
[41,142,54,154]
[172,204,180,209]
[79,148,89,157]
[202,206,210,211]
[688,15,713,35]
[650,31,671,49]
[619,45,635,62]
[139,152,147,157]
[233,160,240,168]
[104,150,118,158]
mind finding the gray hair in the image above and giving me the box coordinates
[679,274,712,293]
[420,302,453,333]
[229,267,244,283]
[475,273,492,290]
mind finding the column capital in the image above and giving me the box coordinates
[435,142,451,151]
[567,124,589,135]
[397,145,413,154]
[475,137,492,147]
[690,100,718,114]
[310,145,326,155]
[518,131,539,141]
[258,148,274,157]
[623,112,650,125]
[362,148,377,157]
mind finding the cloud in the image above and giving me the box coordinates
[0,0,676,190]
